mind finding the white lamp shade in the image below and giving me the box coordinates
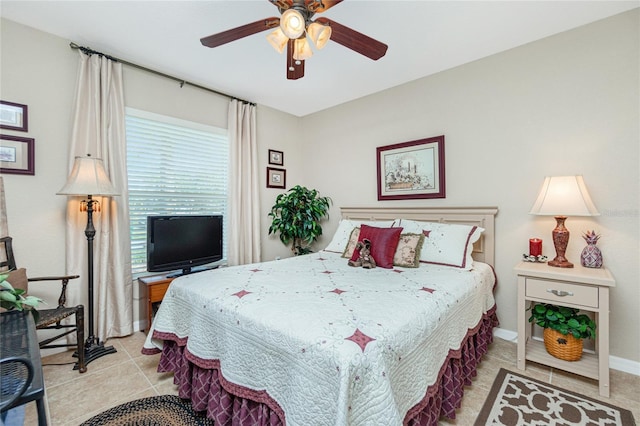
[266,28,288,54]
[307,22,331,49]
[280,9,305,39]
[529,175,599,216]
[57,155,119,196]
[293,37,313,61]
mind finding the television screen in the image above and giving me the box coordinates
[147,215,223,276]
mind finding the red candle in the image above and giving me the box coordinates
[529,238,542,257]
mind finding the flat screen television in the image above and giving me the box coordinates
[147,215,223,277]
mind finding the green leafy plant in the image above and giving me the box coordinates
[528,303,596,340]
[0,272,43,322]
[268,185,332,255]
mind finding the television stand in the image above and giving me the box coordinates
[140,265,221,331]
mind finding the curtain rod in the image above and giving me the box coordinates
[69,42,254,105]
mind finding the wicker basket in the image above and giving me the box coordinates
[543,328,583,361]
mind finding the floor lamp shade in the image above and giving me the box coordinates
[530,176,599,268]
[57,154,119,367]
[57,155,119,197]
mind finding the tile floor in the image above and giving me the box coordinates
[23,333,639,425]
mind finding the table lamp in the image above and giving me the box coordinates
[57,154,119,365]
[529,176,599,268]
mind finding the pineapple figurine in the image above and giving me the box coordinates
[581,230,603,268]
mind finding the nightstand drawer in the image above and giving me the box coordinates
[526,278,598,308]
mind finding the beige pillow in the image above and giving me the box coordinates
[393,233,425,268]
[0,268,28,313]
[7,267,28,292]
[342,227,361,258]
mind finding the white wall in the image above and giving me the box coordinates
[296,10,639,363]
[1,10,638,364]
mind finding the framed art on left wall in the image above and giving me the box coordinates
[0,134,35,175]
[0,101,28,132]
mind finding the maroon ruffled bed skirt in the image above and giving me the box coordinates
[144,305,498,426]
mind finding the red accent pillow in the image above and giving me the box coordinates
[350,224,403,269]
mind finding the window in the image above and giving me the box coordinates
[125,108,228,276]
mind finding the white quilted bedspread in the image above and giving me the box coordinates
[144,251,495,426]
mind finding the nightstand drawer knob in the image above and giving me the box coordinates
[547,289,574,297]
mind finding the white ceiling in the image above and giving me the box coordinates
[1,1,637,117]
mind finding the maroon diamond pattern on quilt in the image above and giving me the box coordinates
[344,328,376,352]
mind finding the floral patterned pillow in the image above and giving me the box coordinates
[342,227,361,258]
[393,233,425,268]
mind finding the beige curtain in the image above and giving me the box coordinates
[64,51,133,341]
[227,100,261,265]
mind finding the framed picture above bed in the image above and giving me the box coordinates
[377,135,445,200]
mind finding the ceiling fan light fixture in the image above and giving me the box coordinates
[280,9,305,39]
[307,22,331,49]
[293,37,313,61]
[266,28,288,53]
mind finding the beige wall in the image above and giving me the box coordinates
[298,10,639,364]
[0,18,302,335]
[1,10,638,365]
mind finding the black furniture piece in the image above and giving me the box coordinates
[0,236,86,373]
[0,310,47,425]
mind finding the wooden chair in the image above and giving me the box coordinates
[0,236,86,373]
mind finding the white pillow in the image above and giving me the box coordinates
[324,219,394,253]
[395,219,484,269]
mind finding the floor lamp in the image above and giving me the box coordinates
[58,154,119,365]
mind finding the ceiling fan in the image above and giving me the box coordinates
[200,0,388,80]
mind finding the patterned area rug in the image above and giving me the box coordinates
[80,395,214,426]
[475,368,636,425]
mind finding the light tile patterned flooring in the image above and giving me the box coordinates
[24,333,639,425]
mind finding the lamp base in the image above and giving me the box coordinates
[548,258,574,268]
[73,336,117,369]
[548,215,574,268]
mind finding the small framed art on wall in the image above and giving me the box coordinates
[267,167,286,189]
[268,149,284,166]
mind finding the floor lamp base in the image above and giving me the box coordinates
[73,338,117,369]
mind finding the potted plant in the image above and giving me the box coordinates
[528,303,596,361]
[0,272,42,322]
[268,185,332,255]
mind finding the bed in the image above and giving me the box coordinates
[143,206,499,425]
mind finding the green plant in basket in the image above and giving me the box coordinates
[0,272,43,322]
[528,303,596,340]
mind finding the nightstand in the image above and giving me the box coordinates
[514,261,615,397]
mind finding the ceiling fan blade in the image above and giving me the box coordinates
[268,0,293,10]
[200,18,280,48]
[306,0,343,13]
[287,39,305,80]
[315,17,387,60]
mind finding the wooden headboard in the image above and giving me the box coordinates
[340,207,498,266]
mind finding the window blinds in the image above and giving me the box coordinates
[125,109,228,275]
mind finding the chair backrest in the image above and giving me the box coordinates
[0,236,17,272]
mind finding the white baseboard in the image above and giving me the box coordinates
[493,327,640,377]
